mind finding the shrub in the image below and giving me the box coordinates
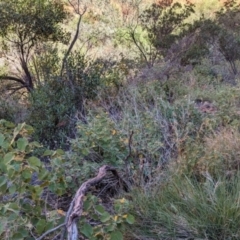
[28,51,129,147]
[66,81,208,188]
[0,120,67,239]
[139,0,195,57]
[27,77,77,148]
[78,194,135,240]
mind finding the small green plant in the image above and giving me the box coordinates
[79,194,135,240]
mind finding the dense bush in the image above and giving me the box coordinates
[0,120,134,239]
[27,51,129,147]
[0,120,67,239]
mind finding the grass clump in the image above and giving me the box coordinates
[130,173,240,239]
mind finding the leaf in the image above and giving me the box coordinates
[22,170,32,180]
[56,149,65,155]
[17,227,28,238]
[11,123,26,144]
[0,181,7,192]
[36,219,46,234]
[100,212,111,222]
[28,156,41,167]
[110,230,123,240]
[3,121,15,128]
[8,184,17,194]
[126,214,135,224]
[8,202,19,211]
[0,223,5,235]
[57,209,66,216]
[81,223,93,238]
[83,199,92,211]
[11,232,24,240]
[0,133,5,146]
[0,176,7,187]
[31,141,42,147]
[95,205,105,215]
[8,212,18,220]
[106,222,116,232]
[4,152,14,164]
[17,137,28,151]
[43,149,53,156]
[14,153,25,161]
[38,170,49,180]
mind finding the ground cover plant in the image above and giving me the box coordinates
[1,0,240,239]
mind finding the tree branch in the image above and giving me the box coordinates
[124,131,134,181]
[36,223,65,240]
[0,75,26,85]
[37,165,129,240]
[129,26,152,68]
[61,2,87,77]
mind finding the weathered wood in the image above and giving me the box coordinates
[36,165,129,240]
[67,165,117,240]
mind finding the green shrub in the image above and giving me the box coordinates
[28,52,129,147]
[27,77,77,148]
[78,194,135,240]
[0,120,67,239]
[67,81,207,188]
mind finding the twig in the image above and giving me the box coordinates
[124,131,134,180]
[61,0,87,77]
[36,223,65,240]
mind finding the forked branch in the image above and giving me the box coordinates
[36,165,129,240]
[61,0,87,76]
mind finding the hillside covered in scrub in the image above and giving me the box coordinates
[1,0,240,239]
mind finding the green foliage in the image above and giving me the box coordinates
[180,0,240,73]
[80,194,134,240]
[130,173,240,239]
[0,0,69,92]
[27,77,77,147]
[66,81,208,187]
[139,0,195,57]
[64,52,105,100]
[64,52,129,98]
[0,120,67,239]
[30,44,61,83]
[27,51,129,146]
[0,95,27,123]
[0,0,69,45]
[62,111,128,191]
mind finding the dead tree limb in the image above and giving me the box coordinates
[36,165,129,240]
[60,0,87,77]
[124,131,134,180]
[67,165,125,239]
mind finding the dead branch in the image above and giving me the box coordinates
[124,131,134,180]
[36,165,129,240]
[36,223,65,240]
[129,26,152,68]
[0,75,27,85]
[61,0,87,77]
[67,165,121,239]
